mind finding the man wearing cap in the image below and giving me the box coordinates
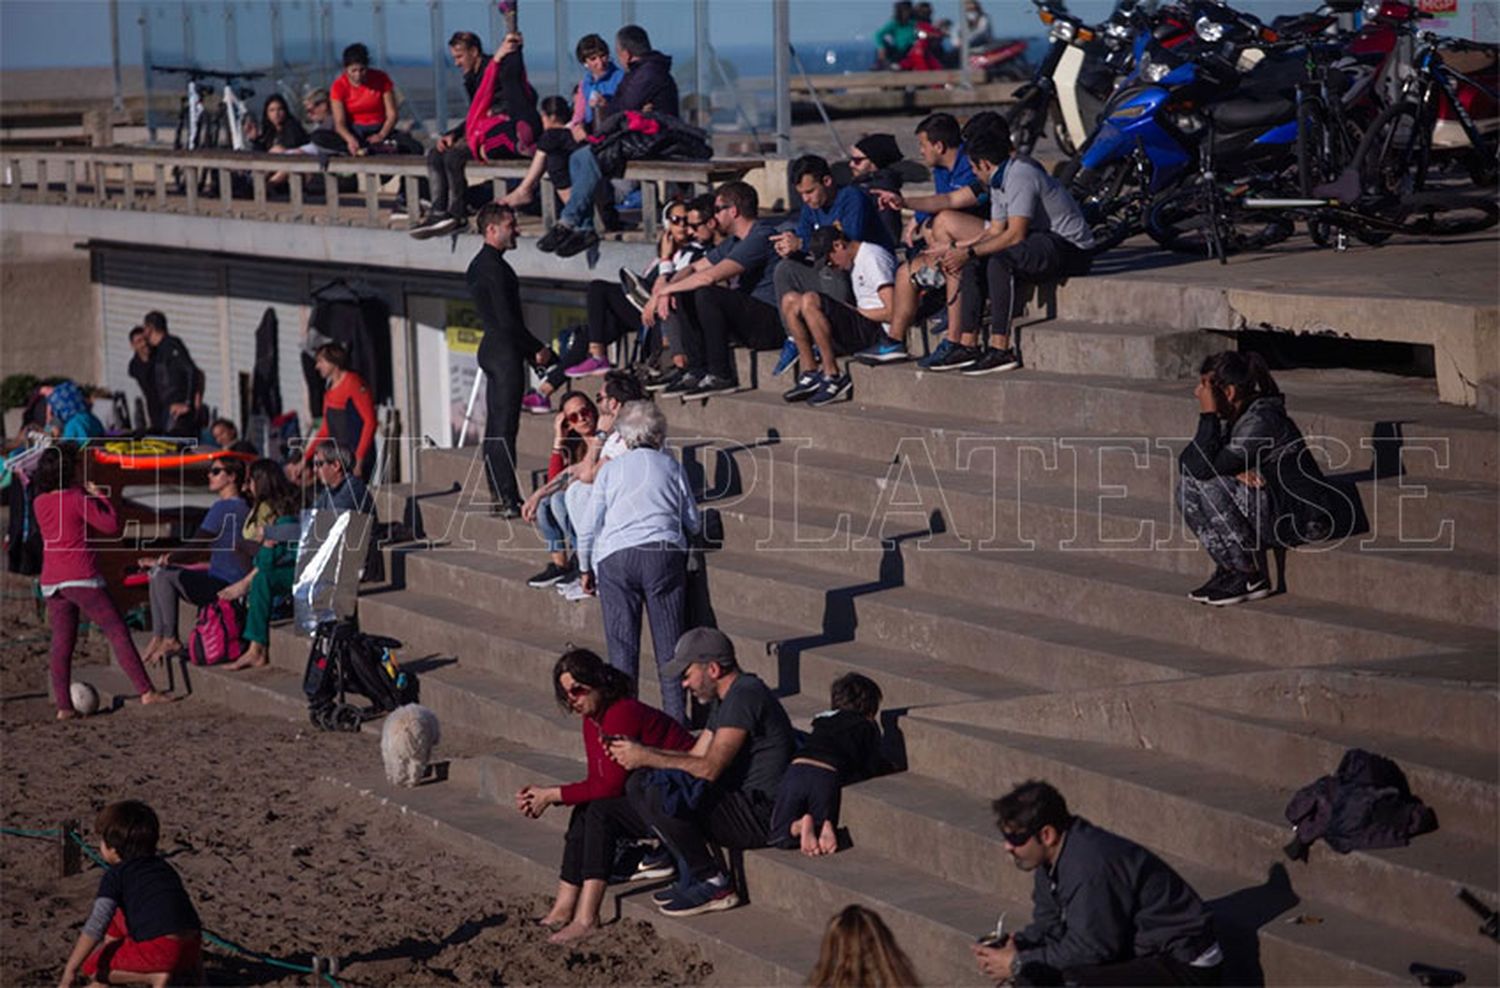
[606,628,795,918]
[849,133,907,247]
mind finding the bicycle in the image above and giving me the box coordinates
[1353,32,1499,235]
[151,65,265,194]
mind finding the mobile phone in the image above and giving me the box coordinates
[602,734,627,743]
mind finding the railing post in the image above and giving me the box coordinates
[429,0,447,136]
[139,11,157,143]
[37,160,49,203]
[185,166,198,212]
[64,160,77,203]
[154,163,167,206]
[123,160,136,207]
[327,169,341,221]
[364,171,379,225]
[289,171,304,219]
[251,169,266,209]
[403,174,420,229]
[219,167,233,213]
[94,159,108,204]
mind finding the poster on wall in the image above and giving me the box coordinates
[445,299,484,447]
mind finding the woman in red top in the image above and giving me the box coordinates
[31,446,171,719]
[517,647,693,943]
[329,42,398,155]
[302,343,377,481]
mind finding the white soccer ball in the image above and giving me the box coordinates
[69,681,100,716]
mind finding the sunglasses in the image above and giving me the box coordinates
[565,408,594,424]
[565,683,592,698]
[850,154,869,164]
[666,214,689,226]
[313,459,335,468]
[207,466,228,476]
[1001,826,1038,848]
[714,203,732,214]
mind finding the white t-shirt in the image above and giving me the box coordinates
[850,242,898,330]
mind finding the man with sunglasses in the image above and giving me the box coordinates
[975,781,1222,986]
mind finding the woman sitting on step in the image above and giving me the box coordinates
[521,392,599,590]
[219,458,304,670]
[515,647,694,944]
[1178,351,1338,607]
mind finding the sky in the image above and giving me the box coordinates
[2,0,1493,73]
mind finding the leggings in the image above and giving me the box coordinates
[148,566,228,639]
[47,586,156,711]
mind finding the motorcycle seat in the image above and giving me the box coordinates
[1209,96,1295,130]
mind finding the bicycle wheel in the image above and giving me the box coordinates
[1356,100,1428,198]
[1147,182,1294,256]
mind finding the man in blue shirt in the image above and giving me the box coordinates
[570,33,624,135]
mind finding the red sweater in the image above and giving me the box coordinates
[304,371,377,470]
[35,488,120,586]
[559,698,695,805]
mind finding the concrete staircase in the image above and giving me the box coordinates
[156,341,1497,985]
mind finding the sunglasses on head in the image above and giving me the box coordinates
[1001,826,1038,847]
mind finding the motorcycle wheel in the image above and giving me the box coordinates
[1146,183,1294,256]
[1070,160,1141,253]
[1005,93,1049,157]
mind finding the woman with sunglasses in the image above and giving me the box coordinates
[139,456,251,665]
[219,459,305,671]
[516,647,694,944]
[523,392,598,588]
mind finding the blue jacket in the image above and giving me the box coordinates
[796,184,897,253]
[916,145,983,225]
[578,62,625,125]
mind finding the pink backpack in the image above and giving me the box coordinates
[188,600,245,665]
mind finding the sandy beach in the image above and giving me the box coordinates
[0,573,711,987]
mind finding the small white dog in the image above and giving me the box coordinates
[381,704,441,788]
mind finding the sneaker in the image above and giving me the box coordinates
[1203,572,1272,607]
[661,370,702,396]
[855,334,909,365]
[962,347,1022,376]
[562,581,594,601]
[555,228,599,258]
[491,501,522,520]
[409,212,461,239]
[620,268,653,311]
[651,885,684,907]
[646,367,685,393]
[631,847,677,882]
[920,340,981,371]
[536,224,571,253]
[782,370,824,402]
[565,354,613,378]
[772,339,800,377]
[1187,567,1232,602]
[554,577,580,596]
[527,561,571,588]
[521,391,551,415]
[657,875,739,917]
[683,374,738,401]
[808,371,853,406]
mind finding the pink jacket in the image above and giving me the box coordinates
[465,59,537,160]
[35,488,120,586]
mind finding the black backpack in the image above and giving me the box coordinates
[303,618,418,731]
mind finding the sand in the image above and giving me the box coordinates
[0,574,712,986]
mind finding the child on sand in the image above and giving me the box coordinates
[768,673,892,856]
[59,801,203,987]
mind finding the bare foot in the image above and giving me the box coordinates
[56,709,79,721]
[798,814,819,856]
[227,643,268,670]
[151,638,183,665]
[140,691,176,705]
[141,636,164,664]
[535,910,572,928]
[817,820,838,856]
[548,921,597,944]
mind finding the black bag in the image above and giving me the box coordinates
[303,618,417,731]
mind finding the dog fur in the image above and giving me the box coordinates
[381,704,441,787]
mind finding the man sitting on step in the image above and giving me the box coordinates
[605,628,794,917]
[974,780,1223,987]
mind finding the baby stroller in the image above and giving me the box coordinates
[302,618,418,731]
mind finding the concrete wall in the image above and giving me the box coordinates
[0,231,98,386]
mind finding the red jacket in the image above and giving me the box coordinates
[35,488,120,586]
[559,697,695,805]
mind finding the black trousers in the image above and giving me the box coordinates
[625,770,774,883]
[587,279,639,350]
[426,138,471,218]
[477,346,525,507]
[678,286,785,379]
[558,801,641,885]
[1019,955,1221,987]
[961,231,1092,342]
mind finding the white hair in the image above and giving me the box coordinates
[615,400,667,450]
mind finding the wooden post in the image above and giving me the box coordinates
[289,171,304,219]
[153,163,166,207]
[123,162,136,207]
[251,169,266,210]
[219,167,233,214]
[64,160,77,203]
[59,819,81,877]
[37,159,49,203]
[94,160,108,204]
[540,175,557,229]
[364,172,379,225]
[184,167,198,213]
[403,174,419,228]
[326,171,340,222]
[641,179,660,240]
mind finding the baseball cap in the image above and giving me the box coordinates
[662,627,736,681]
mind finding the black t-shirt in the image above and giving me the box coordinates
[705,672,794,799]
[96,856,202,941]
[537,128,579,190]
[799,709,890,785]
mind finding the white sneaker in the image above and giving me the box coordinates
[563,582,594,601]
[555,578,580,596]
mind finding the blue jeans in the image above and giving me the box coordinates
[560,146,603,231]
[536,488,574,554]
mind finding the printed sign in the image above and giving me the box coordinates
[1417,0,1457,17]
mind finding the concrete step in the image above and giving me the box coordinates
[897,712,1498,951]
[1014,319,1223,380]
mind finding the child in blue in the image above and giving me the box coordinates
[60,801,203,986]
[768,672,892,856]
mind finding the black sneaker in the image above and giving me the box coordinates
[683,374,738,401]
[630,847,676,882]
[661,370,702,396]
[926,343,981,372]
[962,347,1022,376]
[491,501,522,520]
[808,371,853,406]
[646,367,686,393]
[1187,567,1231,602]
[536,225,571,253]
[409,212,461,239]
[555,228,600,258]
[527,561,571,588]
[782,370,823,402]
[1203,572,1272,607]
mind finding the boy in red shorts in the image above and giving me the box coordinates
[59,801,203,987]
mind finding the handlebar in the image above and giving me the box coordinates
[150,64,266,81]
